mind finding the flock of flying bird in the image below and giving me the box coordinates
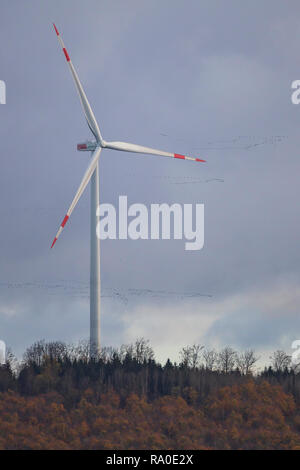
[0,281,212,306]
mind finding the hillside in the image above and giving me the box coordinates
[1,339,300,450]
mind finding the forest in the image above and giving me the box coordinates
[1,338,300,450]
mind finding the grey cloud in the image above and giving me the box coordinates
[0,0,299,359]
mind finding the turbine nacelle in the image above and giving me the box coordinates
[77,141,98,152]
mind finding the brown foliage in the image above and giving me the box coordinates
[0,380,300,450]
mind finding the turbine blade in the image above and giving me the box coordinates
[103,141,206,163]
[51,147,102,248]
[53,23,102,143]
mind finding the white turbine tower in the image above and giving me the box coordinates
[51,24,206,357]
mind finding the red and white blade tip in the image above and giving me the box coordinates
[53,23,70,62]
[174,153,206,163]
[51,237,57,249]
[50,214,69,249]
[53,23,59,36]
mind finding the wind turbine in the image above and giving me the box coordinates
[51,24,206,357]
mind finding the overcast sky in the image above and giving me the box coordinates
[0,0,300,367]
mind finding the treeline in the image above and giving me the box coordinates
[1,339,300,449]
[0,338,299,407]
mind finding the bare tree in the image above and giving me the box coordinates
[119,343,134,361]
[203,348,218,371]
[179,344,203,368]
[23,340,46,367]
[72,339,90,362]
[218,347,237,373]
[120,338,154,364]
[179,346,192,367]
[236,349,259,375]
[46,341,68,362]
[99,346,119,363]
[190,344,204,368]
[269,350,291,372]
[133,338,154,363]
[4,347,18,374]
